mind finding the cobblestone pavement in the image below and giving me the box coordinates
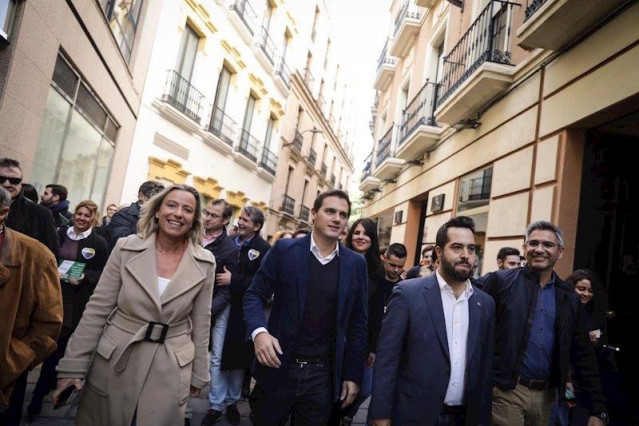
[20,366,370,425]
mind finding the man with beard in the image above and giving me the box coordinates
[39,184,72,229]
[370,216,495,425]
[483,221,608,426]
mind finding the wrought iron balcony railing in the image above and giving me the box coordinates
[523,0,548,21]
[257,27,277,65]
[399,81,438,145]
[292,130,303,152]
[308,148,317,166]
[208,106,237,146]
[275,59,291,87]
[376,39,397,73]
[393,0,422,38]
[260,147,277,175]
[436,0,520,107]
[231,0,258,35]
[237,129,260,162]
[361,151,373,182]
[375,125,394,168]
[299,205,310,221]
[281,195,295,215]
[161,70,206,123]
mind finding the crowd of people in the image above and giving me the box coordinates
[0,154,632,426]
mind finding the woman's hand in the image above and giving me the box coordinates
[189,386,201,397]
[68,273,85,286]
[52,378,83,404]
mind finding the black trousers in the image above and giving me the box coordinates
[251,361,332,426]
[0,371,28,426]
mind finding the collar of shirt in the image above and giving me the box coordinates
[310,232,339,265]
[435,269,474,299]
[235,234,254,248]
[66,226,92,241]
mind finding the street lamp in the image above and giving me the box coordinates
[282,127,323,146]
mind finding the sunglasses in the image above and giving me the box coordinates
[0,175,22,185]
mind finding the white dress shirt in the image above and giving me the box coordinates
[66,226,92,241]
[436,270,474,406]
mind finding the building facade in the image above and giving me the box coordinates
[262,0,355,239]
[361,0,638,286]
[0,0,159,209]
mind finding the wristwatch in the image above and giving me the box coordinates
[592,412,609,425]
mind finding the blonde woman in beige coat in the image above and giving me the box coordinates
[53,184,215,426]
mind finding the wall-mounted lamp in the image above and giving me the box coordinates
[452,118,481,131]
[282,127,323,146]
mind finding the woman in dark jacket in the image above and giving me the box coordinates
[330,218,384,425]
[26,200,108,420]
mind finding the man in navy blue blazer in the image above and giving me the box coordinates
[370,216,495,426]
[244,190,368,425]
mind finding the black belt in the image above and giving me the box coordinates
[518,376,550,390]
[441,405,465,415]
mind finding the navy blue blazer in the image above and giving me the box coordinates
[369,275,495,425]
[243,234,368,400]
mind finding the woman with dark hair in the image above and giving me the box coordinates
[53,184,215,426]
[27,200,108,421]
[331,218,384,425]
[555,269,628,425]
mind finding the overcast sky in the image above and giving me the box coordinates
[331,0,391,180]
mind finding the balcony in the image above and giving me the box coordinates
[281,195,295,215]
[396,81,442,161]
[308,148,317,166]
[259,147,277,175]
[517,0,626,50]
[373,125,405,181]
[458,167,493,211]
[160,70,205,123]
[275,59,291,88]
[373,39,397,91]
[360,151,381,192]
[236,129,260,163]
[389,1,423,57]
[230,0,258,36]
[299,205,310,222]
[435,0,519,125]
[257,27,278,65]
[208,106,237,147]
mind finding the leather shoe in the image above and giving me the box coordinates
[201,409,222,425]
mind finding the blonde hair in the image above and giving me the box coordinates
[137,184,203,245]
[75,200,100,228]
[272,230,293,243]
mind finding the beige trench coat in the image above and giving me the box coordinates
[56,234,215,426]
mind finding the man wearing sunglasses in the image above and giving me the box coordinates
[0,158,58,259]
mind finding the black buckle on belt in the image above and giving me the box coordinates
[518,376,550,390]
[144,321,169,343]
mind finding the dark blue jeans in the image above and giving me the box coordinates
[251,360,332,426]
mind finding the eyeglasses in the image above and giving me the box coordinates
[525,240,558,249]
[0,175,22,185]
[202,211,222,219]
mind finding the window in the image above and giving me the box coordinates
[1,0,16,42]
[210,66,234,143]
[458,166,493,211]
[176,25,199,81]
[264,116,275,149]
[100,0,143,62]
[30,54,118,210]
[311,6,319,41]
[238,94,258,160]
